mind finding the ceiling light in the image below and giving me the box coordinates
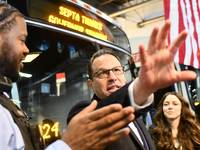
[22,53,40,63]
[19,72,32,78]
[12,99,22,104]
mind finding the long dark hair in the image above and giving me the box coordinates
[151,92,200,150]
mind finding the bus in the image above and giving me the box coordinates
[7,0,137,146]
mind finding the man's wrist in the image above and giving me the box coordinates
[128,79,154,111]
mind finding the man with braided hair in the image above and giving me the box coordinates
[0,2,136,150]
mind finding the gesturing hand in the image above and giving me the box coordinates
[62,100,135,150]
[133,20,196,105]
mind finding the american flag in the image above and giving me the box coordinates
[163,0,200,69]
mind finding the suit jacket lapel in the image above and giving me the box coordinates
[136,118,156,150]
[129,121,146,150]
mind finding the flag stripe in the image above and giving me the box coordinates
[181,0,192,66]
[188,0,197,67]
[193,0,200,68]
[164,0,200,69]
[178,0,186,64]
[184,0,194,67]
[163,0,171,44]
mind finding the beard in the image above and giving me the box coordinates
[0,41,21,82]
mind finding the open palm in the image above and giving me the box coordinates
[133,20,196,105]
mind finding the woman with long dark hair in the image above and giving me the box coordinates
[149,92,200,150]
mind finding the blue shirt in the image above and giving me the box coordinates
[0,103,71,150]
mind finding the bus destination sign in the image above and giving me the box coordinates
[28,0,115,42]
[49,6,107,40]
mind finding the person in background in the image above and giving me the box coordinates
[0,2,136,150]
[149,92,200,150]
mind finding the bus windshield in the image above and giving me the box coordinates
[28,0,131,52]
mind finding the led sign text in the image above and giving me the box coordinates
[59,6,80,21]
[39,122,60,140]
[48,6,107,40]
[49,15,84,32]
[82,16,102,30]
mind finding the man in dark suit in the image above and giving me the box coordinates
[67,20,196,149]
[67,49,155,150]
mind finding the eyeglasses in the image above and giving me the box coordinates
[90,66,125,79]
